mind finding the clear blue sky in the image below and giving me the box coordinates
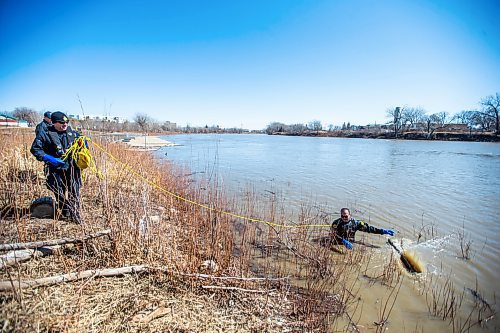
[1,0,499,130]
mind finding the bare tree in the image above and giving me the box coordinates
[386,107,403,138]
[403,107,426,130]
[134,113,152,148]
[470,111,492,132]
[431,111,449,127]
[121,120,131,132]
[289,123,307,135]
[453,110,475,125]
[134,113,151,133]
[423,112,449,137]
[265,122,287,135]
[308,120,323,133]
[13,107,40,126]
[453,110,477,134]
[480,92,500,134]
[149,121,161,133]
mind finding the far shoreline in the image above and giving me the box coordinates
[3,126,497,143]
[266,131,500,143]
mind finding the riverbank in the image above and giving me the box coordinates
[0,129,355,332]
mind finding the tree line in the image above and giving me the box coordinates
[1,109,250,134]
[266,92,500,136]
[3,92,498,136]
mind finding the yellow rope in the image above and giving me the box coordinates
[61,136,103,181]
[90,140,331,229]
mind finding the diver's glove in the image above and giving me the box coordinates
[382,229,395,236]
[341,238,353,250]
[42,155,65,168]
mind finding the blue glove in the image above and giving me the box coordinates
[84,139,89,148]
[42,155,66,168]
[341,239,353,250]
[382,229,395,236]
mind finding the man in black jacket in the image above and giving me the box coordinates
[31,111,82,223]
[331,208,395,249]
[35,111,52,136]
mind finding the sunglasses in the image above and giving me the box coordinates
[341,215,349,218]
[55,121,68,124]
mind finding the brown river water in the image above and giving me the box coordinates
[158,134,499,332]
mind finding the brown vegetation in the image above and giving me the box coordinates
[0,128,359,331]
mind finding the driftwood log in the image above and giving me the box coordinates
[0,264,288,292]
[0,229,111,251]
[0,265,148,291]
[201,285,271,293]
[0,246,60,269]
[181,273,289,281]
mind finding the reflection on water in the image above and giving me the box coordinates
[157,134,500,331]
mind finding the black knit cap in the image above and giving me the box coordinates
[51,111,69,123]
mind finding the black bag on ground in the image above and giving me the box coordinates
[30,196,55,218]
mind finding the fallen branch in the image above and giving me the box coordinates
[181,273,289,282]
[0,229,111,251]
[0,265,147,291]
[0,265,290,292]
[201,285,273,293]
[0,246,60,269]
[132,306,172,324]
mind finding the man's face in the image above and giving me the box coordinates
[341,210,350,221]
[53,120,68,132]
[44,116,52,124]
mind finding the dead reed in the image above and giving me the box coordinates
[413,212,438,244]
[457,222,473,260]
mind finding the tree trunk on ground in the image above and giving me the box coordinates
[0,229,111,251]
[0,265,148,291]
[0,246,60,269]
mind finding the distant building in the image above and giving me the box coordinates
[439,124,469,132]
[162,121,177,131]
[69,114,127,123]
[0,114,29,128]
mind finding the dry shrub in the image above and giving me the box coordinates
[1,274,296,332]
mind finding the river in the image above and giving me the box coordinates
[156,133,499,331]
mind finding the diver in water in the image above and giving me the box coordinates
[331,208,395,249]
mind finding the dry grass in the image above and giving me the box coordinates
[1,273,300,332]
[0,128,363,332]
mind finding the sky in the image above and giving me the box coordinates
[1,0,499,130]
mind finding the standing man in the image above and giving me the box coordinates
[331,208,395,249]
[31,111,83,223]
[35,111,52,135]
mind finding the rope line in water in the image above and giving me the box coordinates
[88,139,331,229]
